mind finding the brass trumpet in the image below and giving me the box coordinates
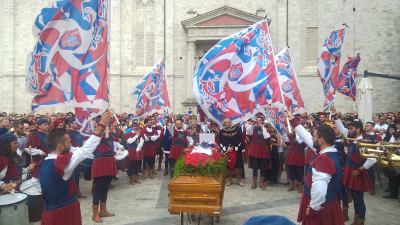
[355,140,400,168]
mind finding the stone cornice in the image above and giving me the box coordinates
[182,6,265,30]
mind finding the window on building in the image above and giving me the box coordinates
[135,1,154,67]
[306,27,318,66]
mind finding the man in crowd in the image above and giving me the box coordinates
[165,117,193,177]
[27,118,50,178]
[136,117,162,179]
[374,117,388,132]
[247,115,271,190]
[39,111,112,225]
[362,121,382,195]
[332,105,377,225]
[0,117,11,135]
[285,110,344,225]
[219,118,244,186]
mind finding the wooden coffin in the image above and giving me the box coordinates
[168,175,225,215]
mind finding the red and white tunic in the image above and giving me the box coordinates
[125,131,142,161]
[169,128,191,160]
[335,119,377,192]
[297,147,344,225]
[286,135,307,167]
[137,126,161,157]
[246,125,271,159]
[91,137,117,178]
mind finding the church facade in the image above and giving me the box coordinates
[0,0,399,114]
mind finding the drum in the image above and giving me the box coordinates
[115,150,129,171]
[0,193,29,225]
[20,178,43,223]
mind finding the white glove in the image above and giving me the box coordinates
[150,135,159,141]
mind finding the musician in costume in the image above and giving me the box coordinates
[166,118,193,177]
[286,111,344,225]
[218,118,244,186]
[0,133,35,190]
[136,117,161,179]
[362,121,382,195]
[285,132,306,193]
[124,121,142,185]
[27,118,50,178]
[246,115,271,190]
[39,111,112,225]
[152,114,164,172]
[68,118,87,198]
[381,125,400,199]
[91,115,117,223]
[332,106,376,225]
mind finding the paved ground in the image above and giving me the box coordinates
[33,165,399,225]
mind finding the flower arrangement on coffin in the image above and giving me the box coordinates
[173,142,227,177]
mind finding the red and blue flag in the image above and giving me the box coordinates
[263,107,287,137]
[193,20,283,126]
[132,59,170,117]
[26,0,110,135]
[275,48,304,113]
[337,54,360,101]
[317,27,346,111]
[74,107,102,136]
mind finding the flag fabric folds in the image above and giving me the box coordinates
[26,0,110,134]
[317,27,346,111]
[275,48,304,113]
[193,20,283,126]
[263,107,287,137]
[337,54,361,101]
[74,107,101,136]
[132,59,170,118]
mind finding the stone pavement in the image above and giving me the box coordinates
[33,167,399,225]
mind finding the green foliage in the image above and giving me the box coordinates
[173,157,227,178]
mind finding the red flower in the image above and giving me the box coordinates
[183,146,225,169]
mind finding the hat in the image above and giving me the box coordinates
[37,118,49,126]
[0,133,17,148]
[53,119,65,128]
[243,215,295,225]
[349,120,363,130]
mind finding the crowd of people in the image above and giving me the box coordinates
[0,108,399,225]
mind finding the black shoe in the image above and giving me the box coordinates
[382,194,398,199]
